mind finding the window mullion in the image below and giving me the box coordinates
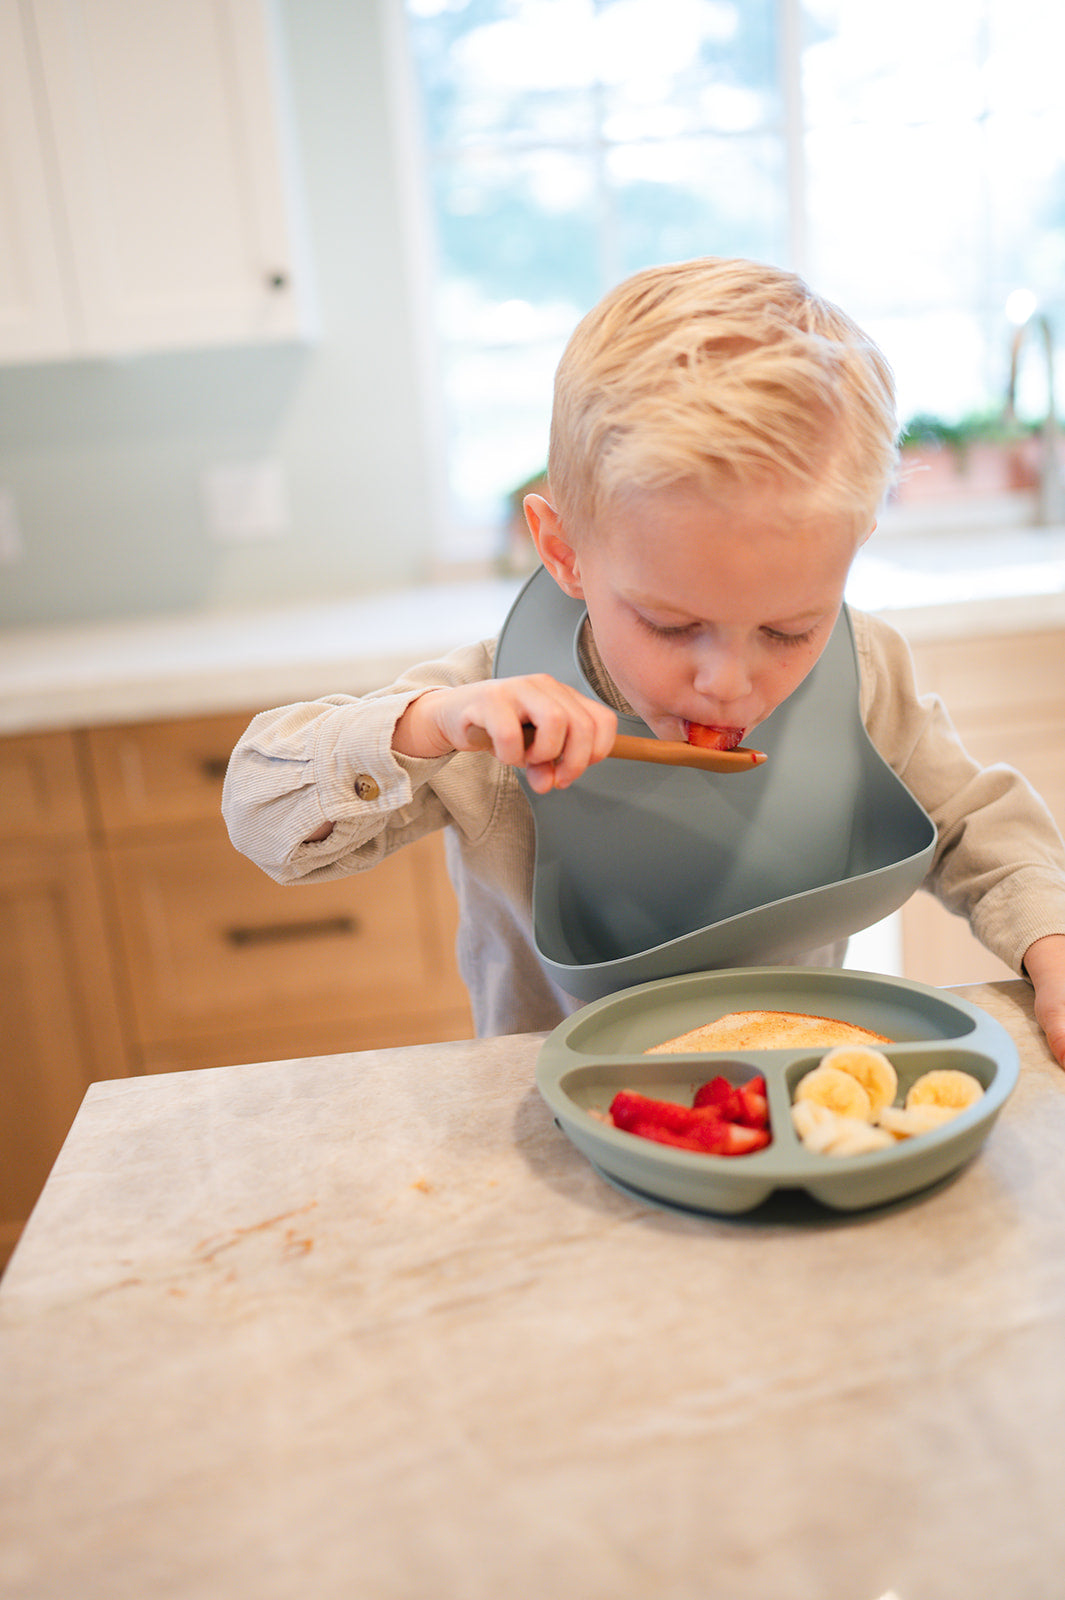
[777,0,808,276]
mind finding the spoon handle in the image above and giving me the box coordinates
[467,725,766,772]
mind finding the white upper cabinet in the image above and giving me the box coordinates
[0,2,74,359]
[0,0,312,363]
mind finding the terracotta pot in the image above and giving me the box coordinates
[893,440,1039,503]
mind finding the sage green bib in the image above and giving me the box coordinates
[495,567,935,1002]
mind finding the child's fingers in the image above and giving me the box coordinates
[451,675,616,786]
[534,718,608,790]
[1032,989,1065,1069]
[1039,1007,1065,1069]
[1025,939,1065,1070]
[519,690,615,789]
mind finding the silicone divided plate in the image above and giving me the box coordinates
[536,967,1019,1214]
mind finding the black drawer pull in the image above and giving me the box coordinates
[226,915,358,947]
[200,757,231,783]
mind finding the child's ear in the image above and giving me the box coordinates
[524,494,585,598]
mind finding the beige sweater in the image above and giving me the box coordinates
[222,608,1065,1036]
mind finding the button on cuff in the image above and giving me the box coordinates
[353,773,381,802]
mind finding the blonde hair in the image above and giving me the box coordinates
[547,257,898,535]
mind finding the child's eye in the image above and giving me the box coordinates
[635,614,697,638]
[762,626,817,647]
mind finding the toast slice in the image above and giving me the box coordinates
[645,1008,891,1054]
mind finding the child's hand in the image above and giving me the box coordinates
[1024,934,1065,1069]
[394,676,618,794]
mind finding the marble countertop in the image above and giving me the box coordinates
[0,578,524,735]
[3,978,1065,1599]
[3,523,1065,736]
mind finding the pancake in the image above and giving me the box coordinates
[645,1009,892,1054]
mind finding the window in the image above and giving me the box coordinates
[403,0,1065,562]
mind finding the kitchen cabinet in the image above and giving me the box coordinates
[0,731,131,1265]
[84,713,474,1072]
[0,712,473,1266]
[900,626,1065,986]
[0,3,72,359]
[0,0,310,364]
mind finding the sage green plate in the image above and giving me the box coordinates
[536,967,1019,1215]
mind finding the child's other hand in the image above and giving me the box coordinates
[1025,934,1065,1069]
[395,676,617,794]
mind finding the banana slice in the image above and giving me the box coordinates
[819,1044,897,1117]
[792,1100,893,1156]
[795,1064,873,1121]
[827,1121,895,1156]
[905,1069,984,1112]
[878,1103,960,1140]
[791,1099,840,1152]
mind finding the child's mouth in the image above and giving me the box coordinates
[683,721,745,752]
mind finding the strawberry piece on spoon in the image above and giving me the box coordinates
[684,722,745,752]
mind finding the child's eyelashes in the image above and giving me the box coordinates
[634,614,698,638]
[761,625,818,648]
[633,612,818,647]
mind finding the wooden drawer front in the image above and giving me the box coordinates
[84,713,255,834]
[0,842,129,1223]
[0,731,89,842]
[911,630,1065,718]
[104,831,461,1046]
[901,891,1015,990]
[138,1004,477,1073]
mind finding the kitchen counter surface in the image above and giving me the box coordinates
[4,522,1065,735]
[3,978,1065,1599]
[0,578,524,735]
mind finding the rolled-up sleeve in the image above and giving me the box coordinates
[221,641,495,885]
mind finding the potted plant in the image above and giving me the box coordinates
[893,409,1039,503]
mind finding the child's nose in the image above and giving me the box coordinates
[692,640,752,703]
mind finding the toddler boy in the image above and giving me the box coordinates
[223,258,1065,1064]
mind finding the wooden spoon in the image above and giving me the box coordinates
[468,725,766,773]
[609,733,767,772]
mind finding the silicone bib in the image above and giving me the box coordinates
[495,568,936,1002]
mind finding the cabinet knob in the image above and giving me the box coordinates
[266,271,289,291]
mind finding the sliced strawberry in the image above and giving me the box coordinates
[684,722,744,751]
[608,1088,770,1157]
[720,1123,772,1155]
[735,1077,770,1129]
[687,1068,729,1107]
[610,1090,725,1137]
[687,1116,740,1154]
[619,1115,769,1156]
[622,1117,710,1153]
[610,1090,700,1136]
[687,1081,738,1120]
[693,1074,768,1129]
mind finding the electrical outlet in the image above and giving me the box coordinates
[201,459,290,542]
[0,488,23,564]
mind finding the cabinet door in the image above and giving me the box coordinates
[103,829,473,1057]
[0,842,130,1264]
[84,712,256,833]
[26,0,308,354]
[86,715,474,1062]
[0,1,73,360]
[900,627,1065,987]
[0,728,90,840]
